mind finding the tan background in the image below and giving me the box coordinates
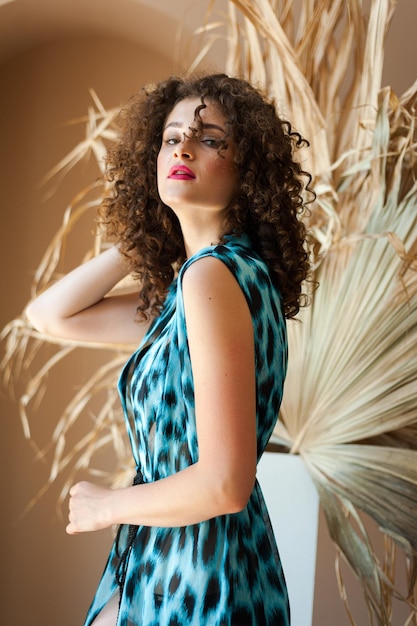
[0,1,416,624]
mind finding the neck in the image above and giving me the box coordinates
[182,229,221,259]
[178,213,225,259]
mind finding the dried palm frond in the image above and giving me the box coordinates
[194,0,417,623]
[0,93,134,506]
[42,89,118,184]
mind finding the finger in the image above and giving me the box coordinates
[66,522,79,535]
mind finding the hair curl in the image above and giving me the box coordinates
[100,73,314,319]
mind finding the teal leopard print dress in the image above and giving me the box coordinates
[84,234,290,625]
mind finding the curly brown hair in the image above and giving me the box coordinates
[100,73,314,319]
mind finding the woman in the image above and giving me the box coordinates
[26,73,312,625]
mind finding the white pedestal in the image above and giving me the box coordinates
[257,452,319,626]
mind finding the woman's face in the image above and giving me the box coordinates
[157,97,237,220]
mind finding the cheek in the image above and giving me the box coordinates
[156,152,162,175]
[156,153,164,192]
[210,155,234,177]
[217,161,238,193]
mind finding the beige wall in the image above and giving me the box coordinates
[0,35,173,626]
[0,6,416,624]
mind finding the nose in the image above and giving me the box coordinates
[174,133,194,159]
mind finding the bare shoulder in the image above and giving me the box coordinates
[182,255,239,296]
[182,255,251,326]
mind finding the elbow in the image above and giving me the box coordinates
[25,300,58,335]
[25,300,45,332]
[212,471,256,516]
[223,493,251,515]
[225,483,255,514]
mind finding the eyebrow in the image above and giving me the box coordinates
[163,121,226,133]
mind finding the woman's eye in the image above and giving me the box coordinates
[202,138,220,148]
[162,135,223,148]
[165,137,179,145]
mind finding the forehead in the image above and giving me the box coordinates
[164,97,226,127]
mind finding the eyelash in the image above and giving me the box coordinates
[163,136,221,149]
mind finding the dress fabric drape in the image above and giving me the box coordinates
[84,233,290,626]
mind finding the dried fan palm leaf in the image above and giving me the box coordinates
[307,449,417,624]
[314,481,394,624]
[307,445,417,551]
[1,92,134,500]
[195,0,402,255]
[31,188,102,295]
[42,91,118,185]
[195,0,331,179]
[191,0,417,622]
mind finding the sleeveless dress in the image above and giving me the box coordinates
[84,233,290,626]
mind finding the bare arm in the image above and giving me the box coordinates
[25,246,151,346]
[67,256,257,531]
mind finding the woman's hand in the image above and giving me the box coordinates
[66,481,114,534]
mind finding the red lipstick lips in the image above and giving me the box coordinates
[168,165,196,180]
